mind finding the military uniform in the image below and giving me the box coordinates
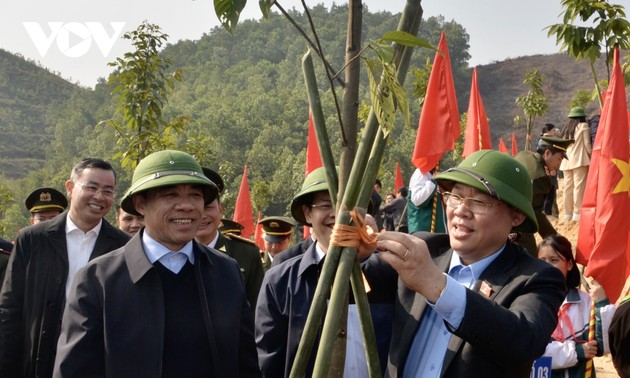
[258,216,295,272]
[515,136,573,255]
[24,187,68,221]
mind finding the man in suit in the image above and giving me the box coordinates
[0,158,130,378]
[53,150,260,377]
[256,167,396,377]
[377,150,566,377]
[195,167,264,308]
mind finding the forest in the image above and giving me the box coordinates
[0,3,613,238]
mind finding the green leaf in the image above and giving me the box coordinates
[381,31,435,50]
[259,0,275,19]
[214,0,248,32]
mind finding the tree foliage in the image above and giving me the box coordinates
[515,69,549,151]
[104,21,189,170]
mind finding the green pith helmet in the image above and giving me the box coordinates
[120,150,218,216]
[567,106,586,118]
[290,166,332,226]
[435,150,537,233]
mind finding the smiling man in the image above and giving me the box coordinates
[255,167,396,377]
[377,150,566,377]
[52,150,260,378]
[0,158,130,378]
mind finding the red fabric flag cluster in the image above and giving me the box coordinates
[254,211,264,251]
[395,162,404,192]
[498,138,508,154]
[305,109,323,176]
[576,48,630,303]
[411,32,460,172]
[463,67,491,157]
[233,165,255,239]
[511,132,518,156]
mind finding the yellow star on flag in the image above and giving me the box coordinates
[611,158,630,195]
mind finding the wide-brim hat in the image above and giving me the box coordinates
[121,150,218,216]
[25,187,68,213]
[436,150,537,233]
[290,166,333,226]
[567,106,586,118]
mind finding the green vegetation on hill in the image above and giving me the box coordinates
[0,4,622,237]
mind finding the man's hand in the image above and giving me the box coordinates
[376,232,446,302]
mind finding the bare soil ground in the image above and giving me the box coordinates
[541,179,618,377]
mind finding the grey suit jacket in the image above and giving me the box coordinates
[386,234,566,378]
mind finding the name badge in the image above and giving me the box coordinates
[530,356,551,378]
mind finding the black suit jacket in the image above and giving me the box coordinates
[0,211,130,378]
[386,234,566,378]
[270,237,314,268]
[214,233,264,308]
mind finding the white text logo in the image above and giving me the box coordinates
[23,22,126,58]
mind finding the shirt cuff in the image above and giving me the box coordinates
[428,273,467,329]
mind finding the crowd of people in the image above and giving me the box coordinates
[0,125,628,377]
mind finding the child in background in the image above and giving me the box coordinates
[537,235,616,377]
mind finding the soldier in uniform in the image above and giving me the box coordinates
[258,216,295,271]
[219,218,245,236]
[24,187,68,224]
[195,167,264,308]
[515,136,574,255]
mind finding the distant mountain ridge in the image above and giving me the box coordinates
[0,15,626,180]
[0,49,77,178]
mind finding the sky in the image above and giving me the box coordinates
[0,0,565,88]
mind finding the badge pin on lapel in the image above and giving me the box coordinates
[480,280,493,298]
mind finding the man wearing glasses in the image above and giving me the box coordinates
[255,166,397,377]
[377,150,566,377]
[0,158,130,378]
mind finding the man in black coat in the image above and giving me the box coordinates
[53,150,260,378]
[0,158,130,378]
[377,150,565,377]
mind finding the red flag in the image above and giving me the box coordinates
[411,32,460,172]
[498,137,508,154]
[463,67,491,157]
[511,132,518,156]
[233,165,255,239]
[305,109,323,176]
[395,162,404,192]
[254,211,264,251]
[576,48,630,303]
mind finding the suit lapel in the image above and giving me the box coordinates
[440,244,518,375]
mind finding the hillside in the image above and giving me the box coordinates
[475,53,622,149]
[0,49,78,179]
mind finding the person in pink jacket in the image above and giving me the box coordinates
[559,107,592,222]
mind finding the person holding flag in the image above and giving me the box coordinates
[537,235,616,377]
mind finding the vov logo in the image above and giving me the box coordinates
[23,22,126,58]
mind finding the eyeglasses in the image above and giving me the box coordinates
[311,202,334,211]
[75,182,115,198]
[442,192,495,214]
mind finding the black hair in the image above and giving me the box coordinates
[375,179,382,188]
[71,158,117,183]
[538,234,581,289]
[541,123,555,135]
[397,187,408,198]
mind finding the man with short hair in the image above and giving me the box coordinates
[115,204,145,236]
[382,186,409,232]
[0,158,130,378]
[195,167,264,308]
[24,187,68,224]
[377,150,566,377]
[515,136,573,255]
[53,150,260,377]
